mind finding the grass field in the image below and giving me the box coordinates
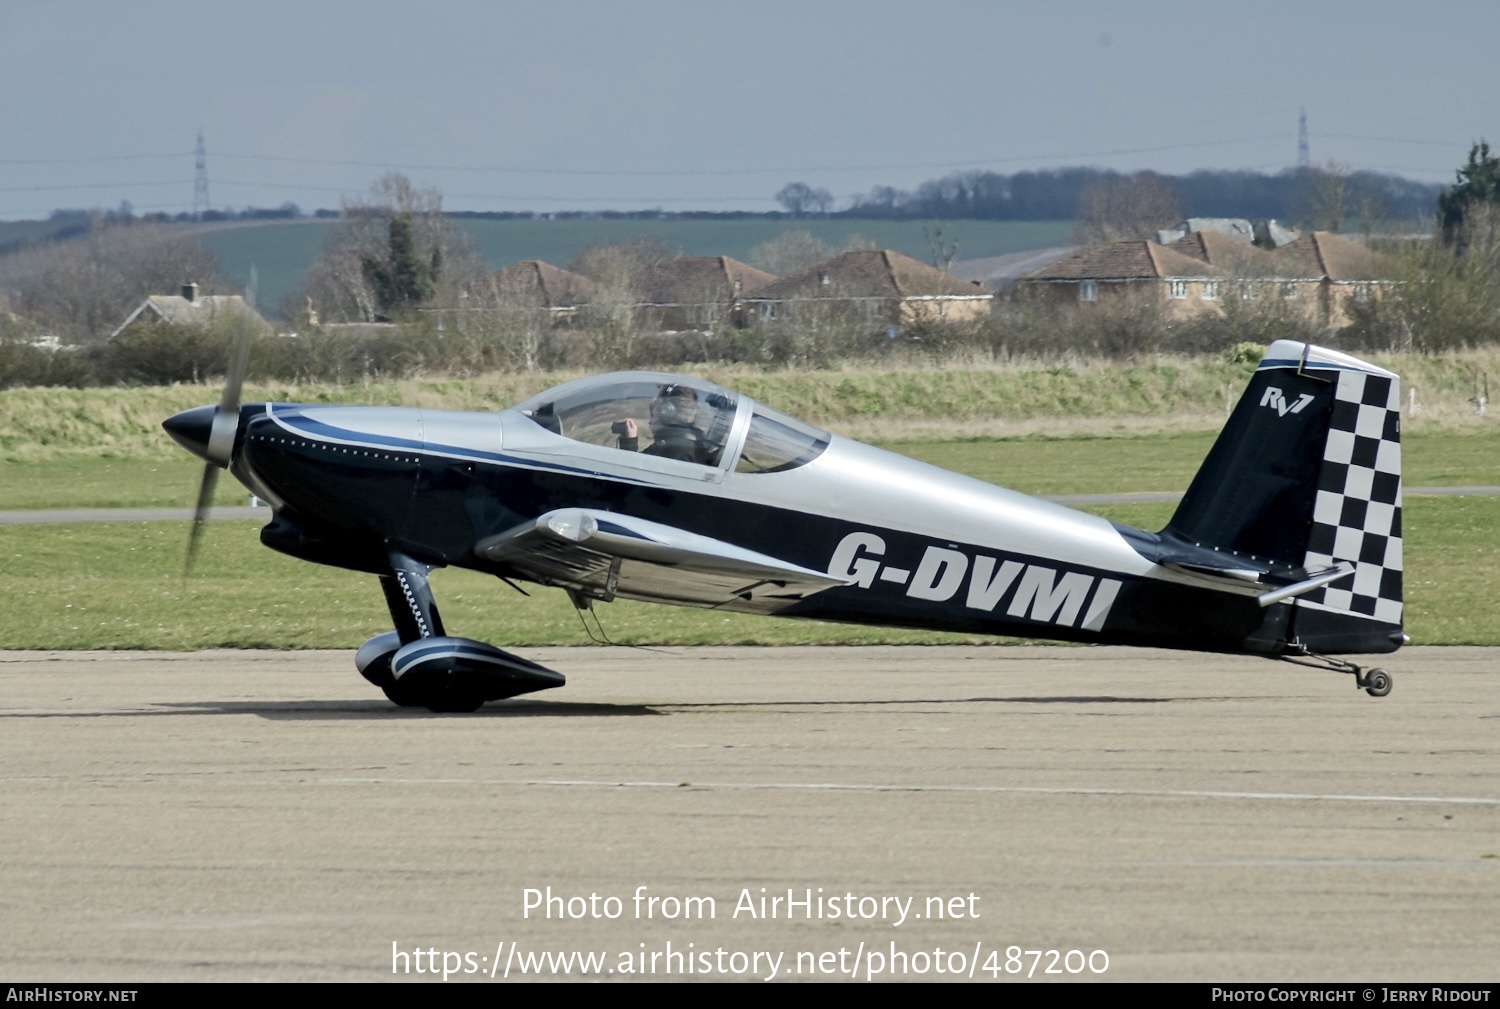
[3,495,1493,650]
[195,218,1074,312]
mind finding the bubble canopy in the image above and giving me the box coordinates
[515,372,830,474]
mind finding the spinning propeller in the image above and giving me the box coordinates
[161,269,257,575]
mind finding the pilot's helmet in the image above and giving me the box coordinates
[651,384,699,428]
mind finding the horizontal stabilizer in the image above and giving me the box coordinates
[1156,551,1354,606]
[1256,564,1355,608]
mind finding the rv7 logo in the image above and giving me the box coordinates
[828,532,1121,632]
[1260,386,1315,417]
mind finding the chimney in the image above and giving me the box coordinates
[182,282,199,304]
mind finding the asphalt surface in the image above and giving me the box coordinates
[1,645,1496,983]
[2,485,1497,524]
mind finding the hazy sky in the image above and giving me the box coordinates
[1,0,1495,220]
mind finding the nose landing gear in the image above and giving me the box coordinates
[357,552,564,712]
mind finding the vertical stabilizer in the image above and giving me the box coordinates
[1165,341,1402,631]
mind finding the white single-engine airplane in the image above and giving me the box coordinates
[165,338,1405,711]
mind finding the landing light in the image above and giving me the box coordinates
[546,510,598,542]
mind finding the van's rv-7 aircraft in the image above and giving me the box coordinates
[164,338,1406,712]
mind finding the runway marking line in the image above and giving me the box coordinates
[315,776,1500,806]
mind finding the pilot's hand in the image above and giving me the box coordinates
[622,418,638,438]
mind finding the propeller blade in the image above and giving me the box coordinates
[185,461,219,576]
[204,266,257,467]
[187,266,258,573]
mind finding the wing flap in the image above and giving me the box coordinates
[474,508,849,614]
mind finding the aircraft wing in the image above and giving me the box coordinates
[474,508,850,614]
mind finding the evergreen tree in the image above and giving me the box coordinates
[362,212,439,316]
[1438,141,1500,247]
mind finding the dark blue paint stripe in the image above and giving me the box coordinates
[268,404,632,483]
[595,518,654,540]
[400,641,498,662]
[1258,358,1368,373]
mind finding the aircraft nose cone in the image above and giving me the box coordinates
[163,405,217,462]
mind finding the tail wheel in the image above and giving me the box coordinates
[1364,668,1393,698]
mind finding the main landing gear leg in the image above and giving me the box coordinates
[1280,649,1393,698]
[381,552,446,643]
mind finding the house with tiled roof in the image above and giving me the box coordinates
[637,256,775,330]
[1255,232,1399,328]
[110,282,272,340]
[1019,230,1399,329]
[1166,230,1280,276]
[1164,230,1293,307]
[744,249,992,327]
[1015,240,1229,318]
[487,261,594,322]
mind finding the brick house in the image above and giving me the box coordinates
[486,261,594,323]
[1020,231,1399,329]
[1267,231,1400,329]
[637,256,775,330]
[1015,241,1229,318]
[743,249,992,327]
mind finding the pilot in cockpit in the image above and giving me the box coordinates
[614,384,713,464]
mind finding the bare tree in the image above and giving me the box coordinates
[467,267,563,372]
[924,222,959,274]
[1302,162,1350,233]
[568,237,675,291]
[567,239,676,367]
[0,218,226,342]
[1349,173,1388,241]
[747,230,832,275]
[1074,172,1182,246]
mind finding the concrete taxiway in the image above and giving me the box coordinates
[0,645,1497,983]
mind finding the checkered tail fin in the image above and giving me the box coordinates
[1165,340,1402,628]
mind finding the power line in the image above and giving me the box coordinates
[1314,133,1480,149]
[210,134,1297,177]
[0,130,1475,181]
[0,180,193,193]
[212,179,791,203]
[0,202,196,217]
[0,153,191,165]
